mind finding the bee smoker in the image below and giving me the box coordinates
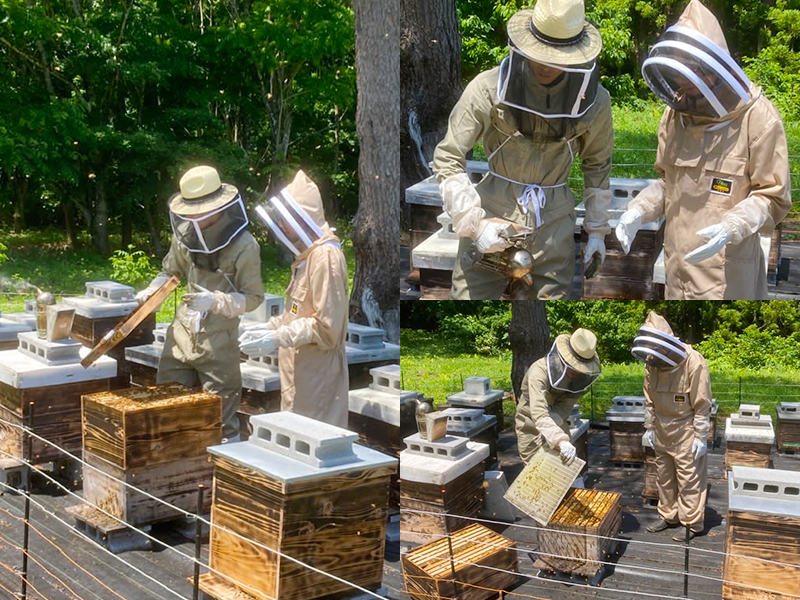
[464,244,534,286]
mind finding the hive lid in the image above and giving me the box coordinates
[0,318,33,342]
[504,447,585,526]
[0,345,116,388]
[728,466,800,518]
[210,412,397,482]
[346,323,385,350]
[726,414,775,444]
[348,387,401,427]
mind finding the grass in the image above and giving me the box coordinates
[0,225,356,323]
[400,328,800,426]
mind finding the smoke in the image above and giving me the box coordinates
[0,276,41,295]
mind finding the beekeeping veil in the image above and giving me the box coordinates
[169,166,249,255]
[632,312,688,369]
[642,0,754,119]
[499,0,602,121]
[255,170,328,257]
[547,328,602,394]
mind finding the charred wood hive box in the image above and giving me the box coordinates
[776,402,800,453]
[79,384,221,525]
[723,466,800,600]
[606,396,646,463]
[725,405,775,470]
[205,411,397,600]
[536,488,622,577]
[402,522,519,600]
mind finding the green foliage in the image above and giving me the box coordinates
[108,246,159,288]
[0,241,6,266]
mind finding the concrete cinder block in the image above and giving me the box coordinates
[85,281,135,302]
[738,404,761,421]
[248,412,359,469]
[479,470,517,522]
[404,432,469,462]
[369,364,402,394]
[606,396,646,423]
[151,325,168,349]
[400,433,489,485]
[446,377,504,408]
[436,212,457,240]
[348,387,401,427]
[441,407,491,433]
[346,323,385,350]
[728,466,800,518]
[243,293,284,323]
[778,402,800,421]
[465,376,491,396]
[245,353,279,372]
[17,331,82,366]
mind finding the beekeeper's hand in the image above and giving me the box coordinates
[135,274,170,305]
[692,438,707,460]
[615,208,643,255]
[475,221,513,254]
[559,441,577,465]
[584,233,606,266]
[238,328,278,356]
[684,223,730,264]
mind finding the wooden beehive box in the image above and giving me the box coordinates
[723,466,800,600]
[123,325,166,387]
[403,523,519,600]
[80,384,221,525]
[536,488,622,576]
[444,377,505,439]
[0,317,33,351]
[606,396,646,463]
[400,432,489,544]
[725,406,775,470]
[776,402,800,453]
[0,335,116,464]
[643,447,658,503]
[442,407,498,467]
[204,412,397,600]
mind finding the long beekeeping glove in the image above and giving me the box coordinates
[440,173,511,253]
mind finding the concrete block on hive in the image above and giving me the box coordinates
[738,403,761,421]
[369,363,402,394]
[436,211,457,239]
[346,323,385,350]
[348,385,401,429]
[151,325,168,349]
[777,402,800,453]
[725,407,774,470]
[64,281,139,320]
[206,411,397,600]
[17,331,82,366]
[445,377,505,438]
[244,352,280,372]
[85,281,135,302]
[402,523,519,600]
[248,412,358,469]
[442,407,498,466]
[723,466,800,600]
[243,293,284,323]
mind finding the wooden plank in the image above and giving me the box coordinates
[197,572,258,600]
[81,276,178,368]
[82,450,212,527]
[722,511,800,600]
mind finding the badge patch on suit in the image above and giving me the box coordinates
[291,301,299,315]
[709,177,733,196]
[674,394,686,403]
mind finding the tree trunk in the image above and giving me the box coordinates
[121,199,132,249]
[93,178,110,255]
[509,301,550,401]
[400,0,462,192]
[62,200,75,248]
[11,175,28,233]
[349,0,400,343]
[143,198,165,256]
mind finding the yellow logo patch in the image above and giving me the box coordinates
[709,177,733,196]
[674,394,686,403]
[291,302,299,315]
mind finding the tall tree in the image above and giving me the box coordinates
[349,0,400,342]
[509,301,550,400]
[400,0,463,191]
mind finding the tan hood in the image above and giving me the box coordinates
[283,170,328,230]
[643,311,676,338]
[676,0,728,53]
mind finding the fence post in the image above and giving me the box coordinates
[19,402,34,600]
[683,525,690,598]
[193,483,206,600]
[590,385,595,425]
[738,376,742,407]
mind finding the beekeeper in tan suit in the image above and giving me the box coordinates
[136,166,264,443]
[238,171,349,428]
[516,328,601,467]
[616,0,791,299]
[632,312,711,540]
[433,0,613,300]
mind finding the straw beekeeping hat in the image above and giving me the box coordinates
[169,165,240,216]
[555,328,600,374]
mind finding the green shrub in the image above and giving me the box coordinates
[109,246,158,289]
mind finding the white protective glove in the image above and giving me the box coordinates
[615,208,643,255]
[558,440,577,465]
[692,437,707,460]
[584,232,606,266]
[439,173,486,240]
[475,221,513,254]
[684,223,731,264]
[135,273,171,305]
[642,429,655,449]
[238,327,279,356]
[182,285,215,312]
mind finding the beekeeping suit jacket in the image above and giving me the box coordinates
[156,231,264,439]
[433,66,613,299]
[515,357,583,464]
[628,1,791,299]
[263,179,349,429]
[642,313,712,531]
